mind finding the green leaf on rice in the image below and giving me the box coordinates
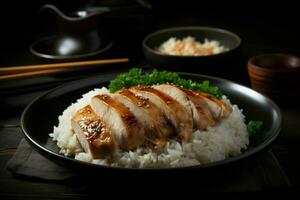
[247,120,263,137]
[108,68,223,98]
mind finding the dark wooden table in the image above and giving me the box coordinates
[1,2,300,197]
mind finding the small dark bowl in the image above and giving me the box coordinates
[30,35,113,62]
[143,26,242,74]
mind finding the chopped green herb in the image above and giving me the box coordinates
[108,68,223,98]
[247,120,263,137]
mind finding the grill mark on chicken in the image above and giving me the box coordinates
[116,89,175,145]
[181,88,215,130]
[153,84,194,128]
[118,89,151,109]
[72,105,115,158]
[72,84,234,158]
[133,86,177,106]
[194,91,233,119]
[96,94,139,128]
[92,94,145,150]
[130,86,193,141]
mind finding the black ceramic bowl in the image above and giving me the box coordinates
[21,72,281,175]
[143,27,242,74]
[30,35,113,62]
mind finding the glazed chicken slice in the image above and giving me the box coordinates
[181,88,216,130]
[130,86,193,141]
[153,84,193,120]
[71,105,115,159]
[194,91,232,119]
[91,94,144,150]
[114,89,174,145]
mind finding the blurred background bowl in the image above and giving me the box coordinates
[247,53,300,99]
[142,26,242,75]
[30,35,113,62]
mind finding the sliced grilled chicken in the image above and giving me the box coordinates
[130,86,193,141]
[153,84,193,119]
[114,89,174,145]
[91,94,144,150]
[71,105,115,159]
[194,91,232,119]
[181,88,216,130]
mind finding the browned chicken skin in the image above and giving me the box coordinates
[194,91,232,119]
[114,89,174,145]
[130,86,193,141]
[72,84,233,158]
[91,94,145,150]
[71,105,115,159]
[181,88,216,130]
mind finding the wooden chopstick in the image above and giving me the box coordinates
[0,58,129,74]
[0,58,129,81]
[0,69,67,81]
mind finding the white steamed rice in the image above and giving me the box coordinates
[49,87,249,168]
[158,36,228,56]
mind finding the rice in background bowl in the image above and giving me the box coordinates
[143,26,242,75]
[158,36,228,56]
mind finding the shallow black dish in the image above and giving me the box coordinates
[30,4,113,62]
[30,35,113,61]
[143,27,242,74]
[21,72,281,173]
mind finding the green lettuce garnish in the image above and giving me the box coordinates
[108,68,223,98]
[247,120,263,137]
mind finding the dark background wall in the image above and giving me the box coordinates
[0,0,299,65]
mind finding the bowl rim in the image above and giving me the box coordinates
[30,35,113,60]
[142,26,242,58]
[247,53,300,74]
